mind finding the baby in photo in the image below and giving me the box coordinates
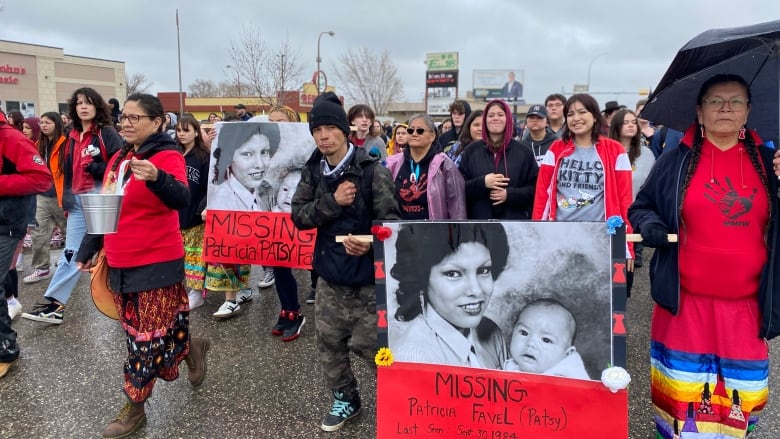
[271,170,301,213]
[505,298,590,379]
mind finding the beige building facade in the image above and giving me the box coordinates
[0,40,125,117]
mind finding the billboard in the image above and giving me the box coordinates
[473,69,525,101]
[425,52,458,71]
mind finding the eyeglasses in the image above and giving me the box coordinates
[406,127,430,135]
[701,97,748,110]
[546,102,564,108]
[120,114,154,124]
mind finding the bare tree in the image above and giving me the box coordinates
[266,37,304,107]
[125,72,153,96]
[333,48,404,116]
[188,79,219,97]
[228,25,305,106]
[228,24,268,102]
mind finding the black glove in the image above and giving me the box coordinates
[641,223,669,248]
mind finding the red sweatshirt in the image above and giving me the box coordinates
[103,149,187,268]
[679,139,768,298]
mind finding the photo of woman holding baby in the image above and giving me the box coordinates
[390,222,510,369]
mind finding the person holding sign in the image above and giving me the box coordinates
[390,222,509,369]
[265,106,306,342]
[629,74,780,438]
[385,113,466,220]
[74,94,208,439]
[291,92,401,432]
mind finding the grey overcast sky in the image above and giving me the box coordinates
[1,0,777,109]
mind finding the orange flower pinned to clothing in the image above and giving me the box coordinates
[375,347,393,367]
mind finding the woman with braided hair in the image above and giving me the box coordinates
[629,74,780,438]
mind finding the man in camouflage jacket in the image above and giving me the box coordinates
[291,92,400,432]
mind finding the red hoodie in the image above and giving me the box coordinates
[678,134,768,298]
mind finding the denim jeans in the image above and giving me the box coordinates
[44,195,87,305]
[0,234,20,362]
[273,267,299,311]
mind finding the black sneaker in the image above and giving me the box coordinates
[321,390,361,432]
[271,310,292,336]
[20,301,64,325]
[306,290,316,305]
[282,313,305,342]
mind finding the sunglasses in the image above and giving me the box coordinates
[406,127,429,135]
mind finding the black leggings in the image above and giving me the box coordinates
[3,269,18,299]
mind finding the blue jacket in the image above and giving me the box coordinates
[628,130,780,340]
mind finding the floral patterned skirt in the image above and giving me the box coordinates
[114,282,190,403]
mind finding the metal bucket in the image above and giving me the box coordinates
[81,194,124,234]
[81,160,129,235]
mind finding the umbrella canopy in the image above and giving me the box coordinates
[642,19,780,145]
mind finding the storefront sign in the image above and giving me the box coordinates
[0,63,27,85]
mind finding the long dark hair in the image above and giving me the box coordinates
[680,74,767,218]
[391,223,510,322]
[608,109,641,165]
[109,93,165,175]
[67,87,113,132]
[561,93,604,145]
[39,111,64,160]
[176,115,209,162]
[455,110,483,157]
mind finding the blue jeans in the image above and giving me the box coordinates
[0,234,20,362]
[273,267,299,311]
[44,195,87,305]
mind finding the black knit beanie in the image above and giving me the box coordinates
[309,91,350,136]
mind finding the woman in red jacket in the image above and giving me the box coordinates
[76,94,208,438]
[532,93,634,265]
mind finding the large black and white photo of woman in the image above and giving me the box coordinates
[385,221,613,380]
[390,223,510,369]
[208,122,280,211]
[207,122,315,212]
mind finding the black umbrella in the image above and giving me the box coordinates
[642,19,780,145]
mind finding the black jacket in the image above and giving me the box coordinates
[458,139,538,219]
[628,136,780,340]
[291,146,400,287]
[178,150,210,229]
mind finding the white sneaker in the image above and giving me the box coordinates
[188,290,204,310]
[7,297,22,320]
[23,268,52,284]
[213,301,241,320]
[257,268,275,288]
[237,289,253,305]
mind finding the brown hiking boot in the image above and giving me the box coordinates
[184,337,210,386]
[103,400,146,438]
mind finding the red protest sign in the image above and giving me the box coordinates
[203,210,316,269]
[378,362,628,439]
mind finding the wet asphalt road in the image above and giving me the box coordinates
[1,249,779,438]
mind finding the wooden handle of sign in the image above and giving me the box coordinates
[626,233,677,243]
[335,235,374,243]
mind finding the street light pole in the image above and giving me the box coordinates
[587,52,608,93]
[226,65,240,97]
[316,31,335,94]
